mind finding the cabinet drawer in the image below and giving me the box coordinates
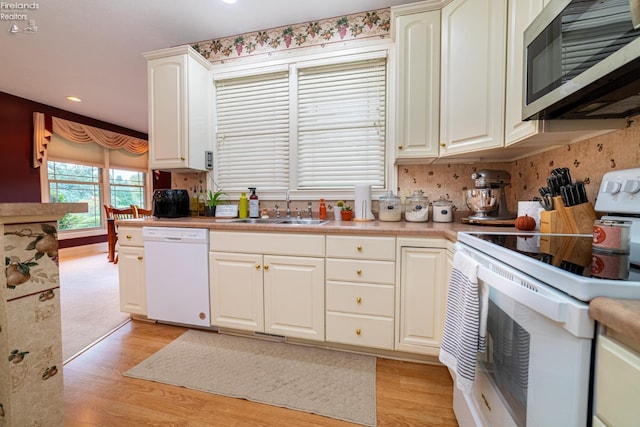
[326,282,394,317]
[211,231,324,257]
[118,226,144,247]
[326,235,395,260]
[326,258,395,284]
[326,312,393,350]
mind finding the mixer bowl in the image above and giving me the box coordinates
[464,188,501,216]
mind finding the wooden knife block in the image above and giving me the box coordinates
[539,196,597,235]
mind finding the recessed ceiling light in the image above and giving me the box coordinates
[221,0,237,4]
[66,96,82,102]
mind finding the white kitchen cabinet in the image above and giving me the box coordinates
[325,235,396,350]
[143,45,212,172]
[593,328,640,427]
[209,231,325,341]
[117,226,147,315]
[395,237,452,355]
[392,4,441,162]
[439,0,507,156]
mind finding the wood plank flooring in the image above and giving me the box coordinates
[63,320,458,426]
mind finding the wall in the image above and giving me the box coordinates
[0,91,157,248]
[175,118,640,217]
[398,118,640,215]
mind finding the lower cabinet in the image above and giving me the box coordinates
[117,226,147,315]
[593,327,640,427]
[209,231,325,341]
[395,237,452,356]
[325,235,396,350]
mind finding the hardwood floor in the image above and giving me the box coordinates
[63,320,458,426]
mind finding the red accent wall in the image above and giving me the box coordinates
[0,91,168,248]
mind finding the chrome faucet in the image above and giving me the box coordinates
[307,202,313,219]
[285,191,291,218]
[274,204,280,218]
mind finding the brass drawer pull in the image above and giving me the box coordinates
[137,256,143,260]
[356,328,362,335]
[356,297,362,303]
[126,235,132,239]
[255,264,261,269]
[264,265,269,270]
[356,269,362,275]
[356,245,363,251]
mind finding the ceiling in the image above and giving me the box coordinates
[0,0,417,134]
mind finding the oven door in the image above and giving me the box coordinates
[453,248,594,427]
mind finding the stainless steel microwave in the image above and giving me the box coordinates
[523,0,640,120]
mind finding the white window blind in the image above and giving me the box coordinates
[215,71,290,192]
[297,58,386,190]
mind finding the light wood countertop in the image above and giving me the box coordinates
[115,215,640,344]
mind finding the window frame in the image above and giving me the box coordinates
[211,42,397,201]
[40,149,151,240]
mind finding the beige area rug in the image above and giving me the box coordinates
[59,253,130,361]
[124,330,377,426]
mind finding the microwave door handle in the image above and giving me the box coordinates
[477,266,568,323]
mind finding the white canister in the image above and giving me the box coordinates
[432,198,454,223]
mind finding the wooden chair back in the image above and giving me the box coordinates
[111,207,136,220]
[131,205,153,218]
[104,203,114,219]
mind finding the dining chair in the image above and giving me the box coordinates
[104,204,117,262]
[111,207,136,264]
[131,205,153,218]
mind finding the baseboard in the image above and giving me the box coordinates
[59,242,108,260]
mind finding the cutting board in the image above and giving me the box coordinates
[461,217,515,226]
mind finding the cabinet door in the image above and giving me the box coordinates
[396,246,446,355]
[118,245,147,315]
[148,54,189,170]
[209,252,264,332]
[504,0,545,145]
[263,255,324,341]
[440,0,507,156]
[395,10,441,161]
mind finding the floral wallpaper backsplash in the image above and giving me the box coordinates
[192,9,391,63]
[398,117,640,214]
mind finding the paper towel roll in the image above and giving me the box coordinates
[517,201,543,230]
[354,184,374,220]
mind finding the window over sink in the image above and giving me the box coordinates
[213,47,390,198]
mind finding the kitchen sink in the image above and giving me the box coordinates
[227,218,328,225]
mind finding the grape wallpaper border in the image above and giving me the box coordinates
[191,8,391,63]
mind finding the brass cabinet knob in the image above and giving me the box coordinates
[356,245,362,252]
[356,297,362,303]
[137,256,143,260]
[398,144,403,150]
[255,264,261,269]
[356,328,362,335]
[126,235,132,239]
[264,265,269,270]
[440,142,446,147]
[356,269,362,275]
[180,156,185,160]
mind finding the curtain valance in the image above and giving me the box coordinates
[33,112,148,168]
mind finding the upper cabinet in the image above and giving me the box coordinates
[439,0,507,157]
[143,45,213,172]
[392,4,441,163]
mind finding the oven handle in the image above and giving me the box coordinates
[477,265,568,323]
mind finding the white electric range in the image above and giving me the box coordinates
[451,167,640,427]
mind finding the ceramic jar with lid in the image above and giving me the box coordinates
[378,191,402,221]
[405,190,429,222]
[432,197,455,223]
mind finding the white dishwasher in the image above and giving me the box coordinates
[143,227,210,327]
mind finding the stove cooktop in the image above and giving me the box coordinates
[457,231,640,302]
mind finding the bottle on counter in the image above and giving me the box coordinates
[190,187,199,217]
[239,192,248,218]
[249,187,259,218]
[198,185,206,217]
[319,198,327,220]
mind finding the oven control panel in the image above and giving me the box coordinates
[595,168,640,215]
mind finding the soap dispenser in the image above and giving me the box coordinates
[248,187,259,218]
